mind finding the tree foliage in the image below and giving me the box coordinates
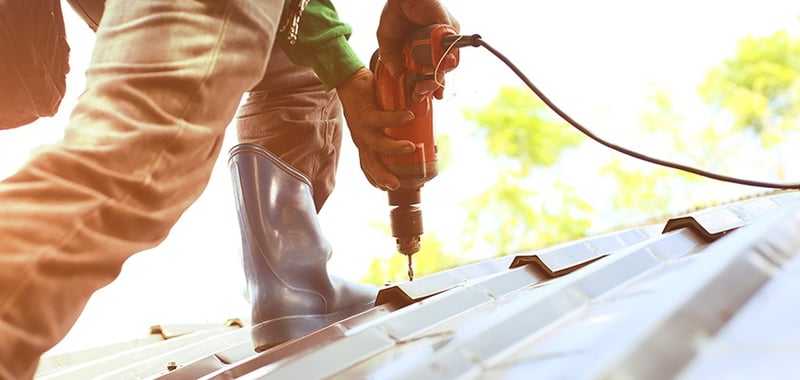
[459,27,800,257]
[700,30,800,146]
[463,87,584,172]
[461,87,593,255]
[462,173,593,254]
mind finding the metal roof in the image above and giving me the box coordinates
[36,190,800,379]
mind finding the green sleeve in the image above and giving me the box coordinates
[278,0,365,91]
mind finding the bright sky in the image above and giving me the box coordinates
[3,1,798,354]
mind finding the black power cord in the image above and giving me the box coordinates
[454,34,800,190]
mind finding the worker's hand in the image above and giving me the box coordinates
[337,68,417,191]
[377,0,460,101]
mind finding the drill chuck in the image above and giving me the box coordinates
[389,188,423,256]
[395,231,421,256]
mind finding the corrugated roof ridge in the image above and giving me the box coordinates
[587,200,800,379]
[37,324,245,380]
[678,241,800,378]
[509,226,658,276]
[97,325,250,379]
[597,189,799,235]
[208,258,555,379]
[36,334,167,377]
[388,228,707,379]
[488,191,796,263]
[375,255,514,307]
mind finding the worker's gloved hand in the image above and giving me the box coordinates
[377,0,460,102]
[336,68,416,191]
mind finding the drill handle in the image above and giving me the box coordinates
[370,50,409,111]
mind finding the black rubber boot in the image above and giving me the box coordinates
[229,143,377,352]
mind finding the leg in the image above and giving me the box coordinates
[0,0,282,377]
[231,48,376,351]
[236,47,343,212]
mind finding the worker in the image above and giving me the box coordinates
[0,0,458,379]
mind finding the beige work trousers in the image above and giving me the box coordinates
[0,0,282,378]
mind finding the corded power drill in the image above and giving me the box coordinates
[370,24,465,281]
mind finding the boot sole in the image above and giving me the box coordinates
[251,300,375,352]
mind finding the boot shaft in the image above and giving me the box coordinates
[229,144,333,313]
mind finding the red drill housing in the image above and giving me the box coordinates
[370,24,461,256]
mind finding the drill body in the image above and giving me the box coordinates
[370,24,461,276]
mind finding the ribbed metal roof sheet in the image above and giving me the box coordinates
[35,190,800,379]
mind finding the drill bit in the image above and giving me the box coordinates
[396,235,419,282]
[407,254,414,282]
